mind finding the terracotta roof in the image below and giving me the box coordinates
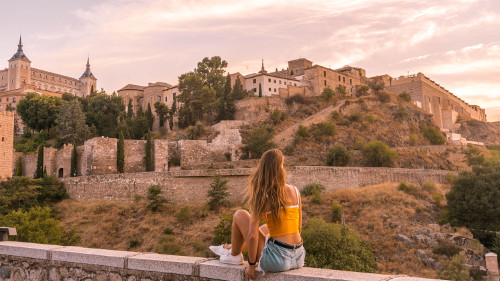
[118,84,146,92]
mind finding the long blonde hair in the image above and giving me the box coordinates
[247,149,289,221]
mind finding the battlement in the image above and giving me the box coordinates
[0,110,14,117]
[0,241,442,281]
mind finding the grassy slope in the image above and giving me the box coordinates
[56,182,483,279]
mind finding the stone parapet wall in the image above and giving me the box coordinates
[61,167,451,203]
[0,241,443,281]
[0,110,14,180]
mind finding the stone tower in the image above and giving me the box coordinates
[7,36,31,91]
[79,57,97,97]
[0,110,14,180]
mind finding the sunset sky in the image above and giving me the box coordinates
[1,0,499,121]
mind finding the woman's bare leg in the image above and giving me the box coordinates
[230,210,266,258]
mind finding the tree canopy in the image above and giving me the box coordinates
[16,93,64,131]
[56,100,91,145]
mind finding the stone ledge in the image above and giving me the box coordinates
[51,246,138,268]
[0,241,445,281]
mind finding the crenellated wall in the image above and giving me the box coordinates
[61,167,451,203]
[0,241,443,281]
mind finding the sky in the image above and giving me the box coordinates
[1,0,499,121]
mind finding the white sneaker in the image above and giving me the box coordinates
[209,245,231,256]
[220,253,244,265]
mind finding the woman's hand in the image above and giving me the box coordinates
[246,265,256,280]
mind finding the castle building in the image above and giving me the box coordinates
[0,37,97,111]
[117,82,178,116]
[0,110,14,180]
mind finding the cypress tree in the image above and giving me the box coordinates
[42,166,47,178]
[169,111,174,130]
[146,103,154,131]
[35,145,44,178]
[259,83,262,98]
[232,76,245,100]
[117,131,125,173]
[15,157,23,177]
[146,130,153,172]
[71,145,77,177]
[127,98,134,119]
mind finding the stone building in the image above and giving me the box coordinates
[379,73,487,129]
[0,110,14,180]
[0,36,97,112]
[117,82,178,117]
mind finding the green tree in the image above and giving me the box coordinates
[421,125,446,145]
[0,206,63,244]
[145,130,153,172]
[154,101,170,128]
[208,174,230,211]
[70,146,77,177]
[195,56,228,94]
[326,144,351,166]
[15,157,23,177]
[439,252,473,281]
[117,131,125,173]
[147,185,167,212]
[16,93,64,131]
[81,91,125,137]
[232,76,246,100]
[358,85,369,96]
[270,109,286,125]
[259,83,262,98]
[35,145,44,179]
[217,73,235,121]
[368,80,385,93]
[302,218,376,272]
[56,99,91,145]
[127,98,134,119]
[446,161,500,246]
[335,85,347,96]
[241,125,277,159]
[462,144,485,166]
[320,87,335,101]
[310,121,336,141]
[399,92,412,102]
[213,214,233,245]
[146,103,155,130]
[362,141,398,167]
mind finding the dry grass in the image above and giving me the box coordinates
[56,181,469,279]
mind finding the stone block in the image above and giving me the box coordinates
[198,259,246,281]
[127,253,204,275]
[0,241,62,260]
[51,246,138,268]
[257,267,395,281]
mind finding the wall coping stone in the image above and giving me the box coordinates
[0,241,445,281]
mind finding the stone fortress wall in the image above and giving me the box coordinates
[0,111,14,180]
[0,241,445,281]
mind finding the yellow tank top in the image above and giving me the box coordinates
[262,186,300,237]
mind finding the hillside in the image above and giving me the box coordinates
[55,181,485,279]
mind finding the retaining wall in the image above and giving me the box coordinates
[61,167,451,203]
[0,241,443,281]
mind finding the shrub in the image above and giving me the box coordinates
[331,111,349,125]
[432,193,443,207]
[433,241,462,257]
[354,137,366,150]
[439,252,473,281]
[241,125,277,159]
[155,234,185,255]
[283,145,296,156]
[331,202,342,223]
[462,144,485,166]
[146,185,167,212]
[368,80,385,93]
[362,141,398,167]
[394,106,409,120]
[364,114,376,123]
[349,112,363,122]
[169,155,181,167]
[311,190,322,204]
[0,206,64,244]
[358,85,369,96]
[376,92,391,103]
[335,85,347,97]
[398,181,417,195]
[207,174,230,211]
[187,122,204,140]
[437,209,453,226]
[175,206,192,223]
[409,134,418,146]
[320,87,335,101]
[398,92,412,102]
[326,144,350,166]
[310,121,336,141]
[422,180,437,193]
[421,125,446,145]
[301,183,326,196]
[270,109,286,125]
[129,239,142,249]
[295,125,310,144]
[163,227,174,235]
[446,172,456,184]
[213,214,233,245]
[302,218,376,272]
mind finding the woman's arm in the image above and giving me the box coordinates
[247,213,260,264]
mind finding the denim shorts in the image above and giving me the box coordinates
[258,236,305,273]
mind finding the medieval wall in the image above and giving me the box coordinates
[234,96,287,122]
[61,167,451,203]
[124,140,146,173]
[303,66,362,97]
[0,111,14,180]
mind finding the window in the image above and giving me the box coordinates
[350,79,352,85]
[253,88,257,92]
[324,71,326,77]
[294,83,297,86]
[173,93,177,100]
[279,80,282,84]
[338,76,341,81]
[274,88,276,92]
[6,98,9,102]
[269,88,272,91]
[274,80,276,83]
[157,96,161,101]
[284,81,287,85]
[324,80,327,86]
[268,78,271,82]
[165,97,168,102]
[343,77,345,83]
[253,79,256,83]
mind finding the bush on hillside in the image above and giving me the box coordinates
[175,206,192,223]
[394,106,409,120]
[146,185,167,212]
[409,134,418,146]
[398,92,412,102]
[310,121,336,141]
[331,202,342,223]
[358,85,369,96]
[302,217,376,272]
[320,87,335,101]
[376,92,391,103]
[349,112,363,122]
[362,141,398,167]
[187,122,205,140]
[433,241,462,257]
[421,125,446,145]
[283,145,296,156]
[207,174,230,211]
[364,114,376,123]
[397,181,417,195]
[270,109,286,125]
[301,183,326,196]
[368,80,385,93]
[439,252,473,281]
[462,144,485,166]
[213,214,233,245]
[241,125,277,159]
[155,234,185,255]
[326,144,351,167]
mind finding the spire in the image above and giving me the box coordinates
[258,58,267,74]
[10,35,30,61]
[80,56,95,79]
